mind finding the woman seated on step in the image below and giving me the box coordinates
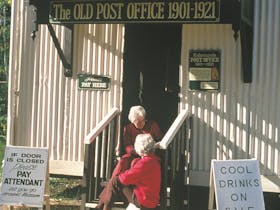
[111,105,163,178]
[96,133,161,210]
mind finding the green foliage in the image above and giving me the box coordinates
[0,0,10,136]
[0,83,8,137]
[50,178,82,200]
[0,83,7,180]
[0,137,5,179]
[0,0,11,79]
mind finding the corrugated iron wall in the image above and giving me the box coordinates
[8,0,280,188]
[7,1,124,173]
[180,0,280,187]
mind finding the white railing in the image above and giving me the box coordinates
[82,108,192,210]
[83,107,120,203]
[84,107,120,145]
[157,109,189,149]
[157,109,192,210]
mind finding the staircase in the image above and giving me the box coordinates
[82,108,192,210]
[85,201,127,210]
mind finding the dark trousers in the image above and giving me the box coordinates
[97,175,156,210]
[97,154,156,210]
[97,176,136,210]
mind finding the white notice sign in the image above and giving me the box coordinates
[211,159,265,210]
[0,146,48,207]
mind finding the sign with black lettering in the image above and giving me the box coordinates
[49,0,220,23]
[189,49,221,91]
[210,159,265,210]
[0,146,48,207]
[78,74,110,90]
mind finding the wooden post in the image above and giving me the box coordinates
[44,155,51,210]
[208,162,215,210]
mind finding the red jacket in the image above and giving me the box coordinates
[123,120,163,155]
[118,154,161,208]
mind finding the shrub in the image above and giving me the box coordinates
[0,83,7,137]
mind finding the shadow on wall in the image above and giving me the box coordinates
[187,116,280,210]
[189,92,280,188]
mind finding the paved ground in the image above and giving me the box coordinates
[183,185,280,210]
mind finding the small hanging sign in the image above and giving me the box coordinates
[78,74,111,90]
[188,49,221,91]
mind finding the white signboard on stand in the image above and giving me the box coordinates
[209,159,265,210]
[0,146,48,207]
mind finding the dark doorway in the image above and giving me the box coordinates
[122,24,182,133]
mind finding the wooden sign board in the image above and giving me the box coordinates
[0,146,48,208]
[78,74,111,90]
[49,0,221,24]
[209,159,265,210]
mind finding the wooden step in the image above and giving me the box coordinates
[85,201,126,210]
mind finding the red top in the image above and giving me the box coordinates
[118,154,161,208]
[123,120,163,155]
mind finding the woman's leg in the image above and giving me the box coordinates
[97,155,137,209]
[122,188,157,210]
[111,155,135,177]
[121,186,137,205]
[96,176,120,210]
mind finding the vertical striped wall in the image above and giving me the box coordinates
[7,1,124,169]
[180,0,280,187]
[8,0,280,188]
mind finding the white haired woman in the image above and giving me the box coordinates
[111,105,162,177]
[96,133,161,210]
[97,106,162,209]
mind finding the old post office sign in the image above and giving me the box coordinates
[78,74,110,90]
[49,0,220,23]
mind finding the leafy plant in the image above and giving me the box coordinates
[0,0,11,80]
[0,0,10,137]
[0,83,7,137]
[50,177,82,200]
[0,0,10,179]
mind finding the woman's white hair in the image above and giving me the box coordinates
[134,133,155,156]
[128,105,146,122]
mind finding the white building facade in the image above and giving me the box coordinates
[7,0,280,195]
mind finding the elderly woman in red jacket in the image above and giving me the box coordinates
[96,133,161,210]
[112,105,162,177]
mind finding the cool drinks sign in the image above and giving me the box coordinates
[210,159,265,210]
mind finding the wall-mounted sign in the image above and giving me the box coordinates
[209,159,265,210]
[49,0,220,23]
[188,49,221,91]
[78,74,110,90]
[0,146,48,207]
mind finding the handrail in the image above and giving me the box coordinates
[158,109,189,149]
[82,107,192,209]
[156,109,192,210]
[84,107,119,144]
[83,107,120,204]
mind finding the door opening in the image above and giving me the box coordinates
[122,24,182,134]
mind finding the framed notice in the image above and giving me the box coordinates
[0,146,48,207]
[78,74,110,90]
[209,159,265,210]
[189,49,221,91]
